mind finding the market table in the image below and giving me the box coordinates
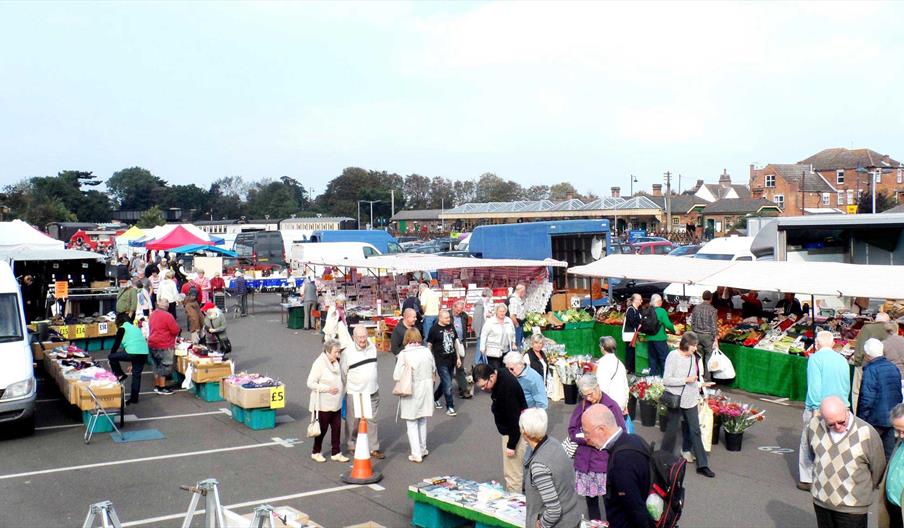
[544,323,808,402]
[407,488,520,528]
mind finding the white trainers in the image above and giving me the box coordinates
[330,453,349,462]
[311,453,326,463]
[408,455,423,463]
[681,451,696,463]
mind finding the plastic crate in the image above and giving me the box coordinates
[194,381,224,402]
[287,306,305,329]
[230,404,245,423]
[82,411,115,434]
[242,408,276,430]
[86,338,104,352]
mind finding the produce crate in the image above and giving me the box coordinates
[230,403,245,423]
[82,411,115,433]
[194,381,224,402]
[242,408,276,430]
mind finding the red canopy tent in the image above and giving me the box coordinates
[144,225,211,251]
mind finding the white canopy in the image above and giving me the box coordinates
[298,254,567,274]
[0,220,65,252]
[568,255,728,284]
[568,254,904,300]
[0,247,106,262]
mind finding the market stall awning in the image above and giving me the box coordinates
[698,260,904,300]
[297,254,567,273]
[568,254,729,284]
[0,220,65,252]
[144,226,215,250]
[0,247,106,262]
[118,225,145,240]
[168,244,238,257]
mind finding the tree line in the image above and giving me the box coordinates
[0,166,598,228]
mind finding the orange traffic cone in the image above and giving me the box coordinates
[340,418,383,484]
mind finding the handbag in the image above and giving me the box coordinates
[392,352,413,396]
[662,359,693,409]
[454,338,466,358]
[306,392,321,438]
[216,333,232,354]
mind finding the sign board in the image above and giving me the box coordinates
[193,256,223,279]
[98,322,109,335]
[54,281,69,299]
[846,205,858,215]
[73,324,87,339]
[269,385,286,409]
[627,230,646,243]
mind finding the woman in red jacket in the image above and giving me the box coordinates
[148,300,181,395]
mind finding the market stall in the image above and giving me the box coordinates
[408,476,525,528]
[547,255,904,402]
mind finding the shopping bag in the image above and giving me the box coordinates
[699,400,713,452]
[181,365,194,390]
[625,414,635,434]
[710,348,736,379]
[392,354,413,396]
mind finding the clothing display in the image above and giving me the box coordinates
[409,475,527,528]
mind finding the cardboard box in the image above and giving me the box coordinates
[90,280,112,289]
[85,322,117,338]
[75,382,122,411]
[232,385,275,409]
[31,341,69,361]
[191,361,233,383]
[551,292,569,312]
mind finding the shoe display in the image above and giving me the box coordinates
[330,453,349,462]
[696,467,715,478]
[446,408,457,417]
[370,450,385,459]
[311,453,326,463]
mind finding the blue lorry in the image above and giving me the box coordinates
[309,230,402,255]
[466,220,611,290]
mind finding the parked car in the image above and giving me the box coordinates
[632,241,675,255]
[668,244,702,257]
[632,236,670,243]
[436,251,476,258]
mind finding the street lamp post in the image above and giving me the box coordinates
[629,175,638,197]
[358,200,380,229]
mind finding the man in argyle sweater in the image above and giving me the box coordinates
[807,395,887,528]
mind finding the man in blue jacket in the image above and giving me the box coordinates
[582,404,654,528]
[858,338,903,460]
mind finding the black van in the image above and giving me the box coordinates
[233,231,287,272]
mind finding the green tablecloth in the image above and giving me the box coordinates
[543,323,807,402]
[407,489,519,528]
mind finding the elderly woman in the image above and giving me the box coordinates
[595,336,629,415]
[394,328,437,463]
[473,288,494,365]
[526,333,549,382]
[480,303,517,370]
[323,294,352,351]
[306,339,347,463]
[157,270,180,318]
[521,408,582,528]
[662,331,715,478]
[568,373,625,521]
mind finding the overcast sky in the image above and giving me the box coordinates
[1,1,903,197]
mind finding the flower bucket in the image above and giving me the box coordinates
[724,431,743,452]
[627,395,637,420]
[712,418,721,445]
[658,409,669,432]
[563,383,578,405]
[639,400,657,426]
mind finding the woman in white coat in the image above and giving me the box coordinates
[394,327,436,463]
[323,294,352,351]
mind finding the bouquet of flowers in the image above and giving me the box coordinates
[522,312,548,333]
[716,401,765,433]
[555,359,583,385]
[630,377,664,402]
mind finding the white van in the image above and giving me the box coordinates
[290,242,382,276]
[0,261,36,435]
[664,236,763,303]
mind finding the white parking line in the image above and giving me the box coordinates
[0,437,297,481]
[121,483,383,527]
[35,409,230,431]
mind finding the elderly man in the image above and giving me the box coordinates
[473,363,528,492]
[689,290,719,380]
[342,325,383,459]
[854,313,893,411]
[858,338,903,460]
[509,284,527,348]
[581,404,654,528]
[450,300,472,398]
[115,278,138,320]
[646,294,675,377]
[807,395,886,528]
[233,270,248,317]
[391,308,417,356]
[799,331,852,491]
[302,274,318,331]
[504,352,548,409]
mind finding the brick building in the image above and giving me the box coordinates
[799,148,903,209]
[748,163,838,216]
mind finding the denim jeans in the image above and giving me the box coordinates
[514,324,524,348]
[648,340,669,377]
[108,350,145,402]
[433,362,455,409]
[423,316,437,344]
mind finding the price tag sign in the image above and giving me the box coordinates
[270,385,285,409]
[98,322,108,335]
[57,325,70,339]
[73,325,87,339]
[54,281,69,299]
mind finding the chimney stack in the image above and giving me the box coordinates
[719,169,732,188]
[611,186,621,198]
[652,184,663,196]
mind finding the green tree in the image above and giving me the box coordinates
[549,182,580,201]
[137,206,165,228]
[525,185,550,200]
[474,172,524,202]
[403,174,431,209]
[857,190,893,214]
[316,167,404,226]
[107,167,167,210]
[161,184,210,219]
[452,179,476,205]
[208,176,248,220]
[427,176,455,209]
[246,179,301,219]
